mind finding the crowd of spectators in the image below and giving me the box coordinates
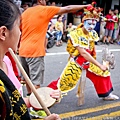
[14,0,120,46]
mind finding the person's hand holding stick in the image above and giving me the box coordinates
[8,48,51,116]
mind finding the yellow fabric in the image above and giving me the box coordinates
[0,80,5,93]
[55,21,63,31]
[0,92,5,103]
[57,28,110,93]
[88,63,110,76]
[57,60,82,93]
[66,27,74,33]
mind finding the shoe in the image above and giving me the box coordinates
[103,93,119,101]
[106,42,109,45]
[29,107,47,118]
[95,42,98,45]
[46,50,49,53]
[117,41,120,45]
[102,42,106,44]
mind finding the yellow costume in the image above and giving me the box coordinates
[55,4,114,98]
[57,27,110,94]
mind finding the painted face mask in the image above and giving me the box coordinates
[84,19,97,32]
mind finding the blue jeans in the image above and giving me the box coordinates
[56,31,62,41]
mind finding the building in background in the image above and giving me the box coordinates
[21,0,119,24]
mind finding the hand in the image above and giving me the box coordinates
[99,64,108,72]
[44,113,61,120]
[50,89,61,100]
[108,19,113,22]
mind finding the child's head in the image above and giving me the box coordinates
[114,9,119,15]
[57,15,63,22]
[68,23,73,27]
[0,0,21,52]
[109,9,114,15]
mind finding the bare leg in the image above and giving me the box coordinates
[107,36,111,43]
[103,36,107,43]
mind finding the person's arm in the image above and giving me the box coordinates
[57,4,90,15]
[76,46,107,71]
[23,97,31,108]
[44,113,61,120]
[112,18,118,23]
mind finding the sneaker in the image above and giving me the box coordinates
[103,93,119,101]
[29,107,47,118]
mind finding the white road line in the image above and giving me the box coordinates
[46,49,120,56]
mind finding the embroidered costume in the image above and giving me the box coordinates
[57,27,113,97]
[0,69,30,120]
[48,3,119,101]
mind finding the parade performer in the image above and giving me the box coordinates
[0,0,61,119]
[48,4,119,101]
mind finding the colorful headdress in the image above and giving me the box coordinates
[82,2,103,22]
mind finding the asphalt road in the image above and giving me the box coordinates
[23,41,120,120]
[44,42,120,119]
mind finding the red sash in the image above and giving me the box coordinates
[74,49,91,69]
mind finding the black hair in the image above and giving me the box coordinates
[109,9,114,12]
[0,0,20,30]
[57,15,62,20]
[22,2,31,7]
[32,0,37,6]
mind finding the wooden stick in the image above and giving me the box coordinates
[77,70,86,106]
[8,48,51,116]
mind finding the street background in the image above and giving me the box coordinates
[22,42,120,119]
[43,42,120,119]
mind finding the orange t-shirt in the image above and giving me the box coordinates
[19,5,60,57]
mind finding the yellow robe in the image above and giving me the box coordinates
[57,28,110,93]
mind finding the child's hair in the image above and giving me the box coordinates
[57,15,62,20]
[0,0,20,30]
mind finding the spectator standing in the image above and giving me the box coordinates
[103,9,118,44]
[55,15,64,46]
[111,9,119,43]
[50,1,58,25]
[61,14,67,31]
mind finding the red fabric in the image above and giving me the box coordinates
[47,70,113,97]
[47,79,59,90]
[105,14,115,30]
[86,70,112,94]
[75,49,91,69]
[5,52,21,81]
[47,48,113,97]
[1,103,6,120]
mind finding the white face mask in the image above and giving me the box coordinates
[84,19,97,32]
